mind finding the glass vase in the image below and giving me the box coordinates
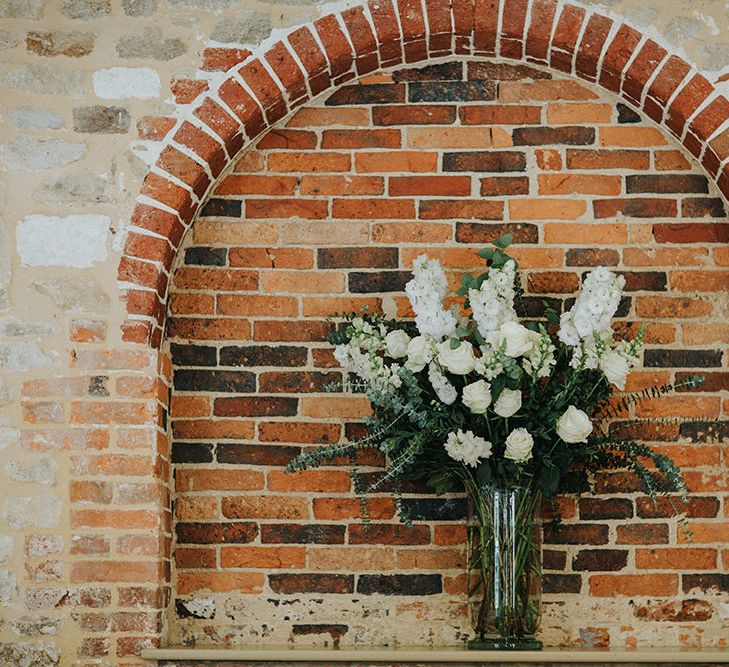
[466,482,543,650]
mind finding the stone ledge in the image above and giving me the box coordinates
[141,646,729,664]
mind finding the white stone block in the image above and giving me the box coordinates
[17,214,110,268]
[3,494,62,529]
[0,535,12,563]
[93,67,160,99]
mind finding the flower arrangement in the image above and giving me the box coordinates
[287,235,701,649]
[288,235,695,508]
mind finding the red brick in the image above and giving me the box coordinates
[216,175,298,196]
[170,78,208,104]
[315,14,354,77]
[136,115,175,140]
[218,78,266,138]
[499,0,527,59]
[369,0,402,65]
[332,198,414,219]
[666,74,714,137]
[636,548,717,570]
[549,4,586,73]
[622,40,667,104]
[589,574,678,597]
[300,175,384,196]
[246,199,328,219]
[268,152,350,172]
[473,0,499,56]
[420,199,503,220]
[599,24,642,93]
[201,47,251,72]
[525,0,558,62]
[566,149,650,170]
[265,42,307,103]
[194,97,243,156]
[575,14,613,80]
[460,104,541,125]
[390,176,471,196]
[653,223,729,244]
[538,173,621,195]
[373,104,456,125]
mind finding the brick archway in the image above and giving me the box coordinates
[118,0,729,347]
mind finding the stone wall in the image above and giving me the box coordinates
[0,0,727,665]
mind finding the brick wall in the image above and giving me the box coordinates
[167,59,728,648]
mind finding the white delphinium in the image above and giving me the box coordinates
[522,328,556,379]
[405,255,457,341]
[427,362,457,405]
[469,259,518,338]
[559,267,625,348]
[444,429,492,467]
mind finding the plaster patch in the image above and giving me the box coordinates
[93,67,161,99]
[17,214,110,268]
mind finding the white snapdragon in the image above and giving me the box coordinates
[405,255,457,341]
[469,259,518,338]
[334,342,401,393]
[444,429,492,467]
[493,388,522,418]
[437,340,476,375]
[600,339,641,390]
[385,330,410,358]
[504,428,534,463]
[427,362,457,405]
[556,406,593,443]
[462,379,492,414]
[405,335,434,372]
[522,328,556,379]
[474,346,505,380]
[559,267,625,348]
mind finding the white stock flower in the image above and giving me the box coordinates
[600,350,631,390]
[428,362,457,405]
[504,428,534,463]
[469,259,518,338]
[334,342,401,393]
[559,267,625,347]
[444,429,492,467]
[405,335,433,372]
[487,321,535,358]
[522,328,556,379]
[493,388,522,418]
[556,406,593,443]
[385,330,410,358]
[405,255,457,341]
[437,340,476,375]
[462,379,492,414]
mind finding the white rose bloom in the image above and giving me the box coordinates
[600,350,631,390]
[504,428,534,462]
[437,340,476,375]
[556,405,593,443]
[385,330,410,359]
[405,335,433,372]
[444,429,492,467]
[462,379,492,414]
[493,388,522,418]
[488,321,535,358]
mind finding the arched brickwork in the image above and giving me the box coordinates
[118,0,729,347]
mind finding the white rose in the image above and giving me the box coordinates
[556,405,593,443]
[405,335,433,372]
[488,321,535,358]
[493,388,522,417]
[462,379,492,414]
[600,351,630,390]
[504,427,534,463]
[437,340,476,375]
[385,330,410,359]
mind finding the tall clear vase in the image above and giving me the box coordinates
[466,482,543,650]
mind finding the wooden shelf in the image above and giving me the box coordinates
[142,645,729,664]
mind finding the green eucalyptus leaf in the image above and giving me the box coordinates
[492,233,513,249]
[478,248,494,260]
